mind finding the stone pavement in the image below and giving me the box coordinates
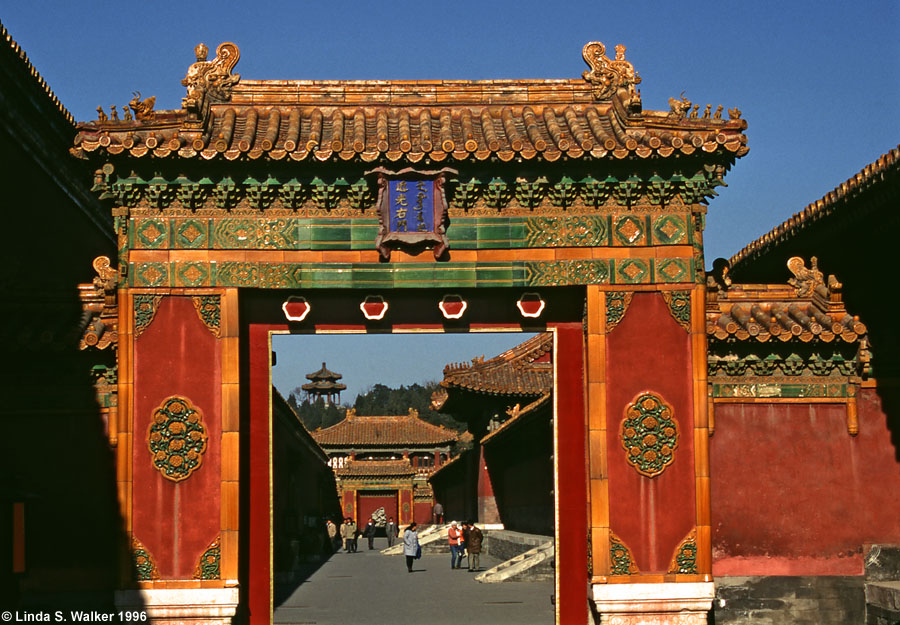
[274,537,555,625]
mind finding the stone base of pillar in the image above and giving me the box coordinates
[591,582,714,625]
[115,587,239,625]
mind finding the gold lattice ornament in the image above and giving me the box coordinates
[148,396,208,482]
[621,392,678,477]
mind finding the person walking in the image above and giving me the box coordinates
[340,518,354,552]
[326,519,338,553]
[466,520,484,572]
[386,516,399,548]
[448,521,463,569]
[403,522,420,573]
[348,518,358,553]
[364,517,377,550]
[432,501,444,525]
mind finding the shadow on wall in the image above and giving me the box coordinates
[0,330,133,610]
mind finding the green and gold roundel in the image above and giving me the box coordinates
[148,396,208,482]
[621,392,678,477]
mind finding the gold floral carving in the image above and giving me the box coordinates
[661,290,692,332]
[193,535,221,580]
[191,295,221,337]
[133,294,163,339]
[621,392,678,478]
[606,291,633,332]
[131,535,160,581]
[148,396,208,482]
[667,528,699,574]
[609,531,639,575]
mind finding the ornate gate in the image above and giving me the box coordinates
[75,39,748,625]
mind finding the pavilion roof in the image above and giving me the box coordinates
[335,459,416,478]
[729,145,900,271]
[432,333,553,411]
[306,361,343,381]
[71,41,748,165]
[312,408,457,448]
[706,256,870,376]
[301,380,347,393]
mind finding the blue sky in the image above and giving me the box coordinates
[4,2,897,400]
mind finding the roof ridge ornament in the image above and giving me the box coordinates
[581,41,641,106]
[787,256,824,297]
[181,41,241,119]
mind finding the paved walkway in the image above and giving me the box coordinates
[274,537,555,625]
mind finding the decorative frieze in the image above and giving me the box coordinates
[710,382,851,399]
[93,171,724,214]
[707,351,860,378]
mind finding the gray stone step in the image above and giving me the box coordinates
[475,540,554,583]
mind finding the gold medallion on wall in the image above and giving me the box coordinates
[621,392,678,477]
[148,395,208,482]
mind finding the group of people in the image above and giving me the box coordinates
[447,520,484,571]
[325,513,484,575]
[325,516,400,553]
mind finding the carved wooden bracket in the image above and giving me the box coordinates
[78,256,119,350]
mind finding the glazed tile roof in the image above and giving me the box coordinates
[729,145,900,270]
[480,393,551,446]
[306,361,343,381]
[433,333,553,409]
[706,256,870,373]
[71,41,748,164]
[312,408,457,448]
[335,459,416,478]
[2,20,75,127]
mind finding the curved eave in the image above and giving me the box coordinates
[729,145,899,270]
[72,92,748,165]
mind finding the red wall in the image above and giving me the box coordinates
[711,388,900,575]
[413,501,433,525]
[606,292,696,573]
[133,296,222,578]
[358,492,397,526]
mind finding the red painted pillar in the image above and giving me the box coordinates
[477,444,500,525]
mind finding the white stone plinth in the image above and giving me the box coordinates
[592,582,715,625]
[115,587,239,625]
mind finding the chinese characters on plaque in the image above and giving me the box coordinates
[370,167,455,261]
[389,180,435,234]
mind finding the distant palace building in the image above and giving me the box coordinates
[301,362,347,405]
[311,408,458,526]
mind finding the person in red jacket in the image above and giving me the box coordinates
[448,521,463,569]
